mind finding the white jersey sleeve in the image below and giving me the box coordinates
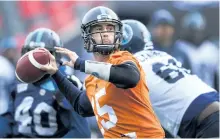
[134,49,215,137]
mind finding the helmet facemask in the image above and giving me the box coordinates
[82,20,122,55]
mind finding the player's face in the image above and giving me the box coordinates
[152,24,174,43]
[90,23,115,45]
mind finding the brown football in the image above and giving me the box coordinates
[15,49,50,83]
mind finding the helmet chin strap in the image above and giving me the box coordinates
[89,32,121,55]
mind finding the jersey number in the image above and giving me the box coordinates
[152,59,189,83]
[15,96,57,136]
[91,88,136,138]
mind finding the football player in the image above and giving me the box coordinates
[120,19,219,138]
[150,9,192,70]
[0,37,19,115]
[3,28,91,138]
[40,6,165,138]
[177,11,218,90]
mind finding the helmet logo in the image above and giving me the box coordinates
[97,14,112,20]
[121,24,133,45]
[141,32,148,43]
[29,41,45,48]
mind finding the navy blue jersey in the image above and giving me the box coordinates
[8,82,90,138]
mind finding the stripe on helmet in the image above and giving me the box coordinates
[36,30,44,43]
[100,7,107,15]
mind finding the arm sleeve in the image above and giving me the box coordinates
[52,71,94,117]
[109,61,140,88]
[74,58,140,89]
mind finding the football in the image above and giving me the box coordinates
[15,48,50,83]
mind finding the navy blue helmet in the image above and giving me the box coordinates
[151,9,175,26]
[81,6,123,55]
[121,19,153,54]
[22,28,63,60]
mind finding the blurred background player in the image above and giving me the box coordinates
[121,19,219,138]
[150,9,192,70]
[1,28,91,138]
[0,37,20,115]
[176,11,219,91]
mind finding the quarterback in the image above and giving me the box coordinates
[40,6,164,138]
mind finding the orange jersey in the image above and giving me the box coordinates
[85,51,164,138]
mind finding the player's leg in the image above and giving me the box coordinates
[178,115,198,137]
[196,111,219,138]
[178,91,219,138]
[178,101,219,138]
[195,101,219,138]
